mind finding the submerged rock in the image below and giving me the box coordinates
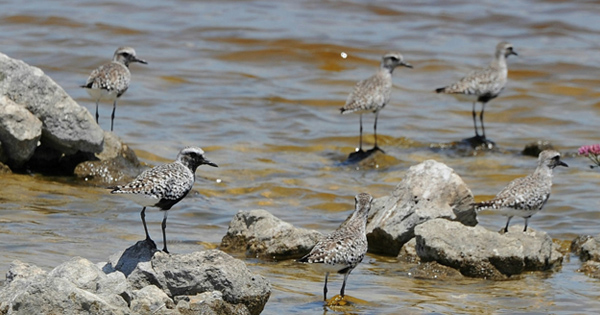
[414,219,563,279]
[0,52,104,171]
[0,244,271,315]
[571,234,600,279]
[220,209,322,260]
[74,131,143,186]
[366,160,477,256]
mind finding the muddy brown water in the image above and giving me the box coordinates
[2,0,600,313]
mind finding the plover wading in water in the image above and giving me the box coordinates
[298,193,372,301]
[111,146,217,253]
[340,52,412,152]
[81,46,147,131]
[436,41,517,141]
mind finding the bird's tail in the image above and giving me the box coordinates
[471,200,495,212]
[80,82,92,89]
[435,87,446,93]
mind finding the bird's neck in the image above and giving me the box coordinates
[491,53,507,70]
[533,165,553,179]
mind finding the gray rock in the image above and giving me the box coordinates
[571,234,600,262]
[0,52,104,155]
[220,209,323,260]
[130,285,174,314]
[176,291,250,315]
[367,160,477,256]
[127,250,270,315]
[0,258,129,315]
[74,132,143,186]
[0,96,42,167]
[415,219,563,279]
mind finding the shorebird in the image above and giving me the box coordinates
[81,46,147,131]
[298,193,373,301]
[473,150,567,233]
[436,41,517,140]
[340,52,412,152]
[111,146,217,253]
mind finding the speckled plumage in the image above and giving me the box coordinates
[111,146,217,253]
[473,150,567,233]
[298,193,373,301]
[436,41,517,138]
[340,52,412,150]
[81,46,147,131]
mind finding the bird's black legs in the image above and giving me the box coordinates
[340,271,351,298]
[140,207,151,240]
[110,100,117,132]
[373,110,380,150]
[161,211,169,253]
[480,101,487,139]
[358,114,363,151]
[503,216,513,233]
[95,100,100,124]
[523,216,530,232]
[323,272,329,301]
[472,101,479,137]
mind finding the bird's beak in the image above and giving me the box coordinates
[558,160,568,167]
[402,61,413,69]
[134,57,148,65]
[205,160,218,167]
[510,49,518,56]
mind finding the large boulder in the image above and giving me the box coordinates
[0,52,104,154]
[0,52,104,171]
[414,219,563,279]
[125,250,270,315]
[220,209,322,260]
[366,160,477,256]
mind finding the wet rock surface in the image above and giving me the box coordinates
[571,234,600,279]
[74,131,143,186]
[0,242,270,315]
[366,160,477,256]
[220,209,322,260]
[414,219,563,280]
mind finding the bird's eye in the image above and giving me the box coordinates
[390,56,399,61]
[122,53,131,57]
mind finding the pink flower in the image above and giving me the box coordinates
[579,144,600,168]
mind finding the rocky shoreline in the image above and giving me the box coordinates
[1,50,599,314]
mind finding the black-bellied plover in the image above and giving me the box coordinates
[340,52,412,152]
[436,41,517,140]
[111,146,217,253]
[298,192,373,301]
[473,150,567,233]
[81,46,147,131]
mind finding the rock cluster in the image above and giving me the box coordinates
[366,159,477,256]
[0,242,270,315]
[0,52,103,169]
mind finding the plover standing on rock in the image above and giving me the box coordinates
[298,193,373,301]
[473,150,567,233]
[111,146,217,253]
[436,41,517,144]
[340,52,412,153]
[81,46,147,131]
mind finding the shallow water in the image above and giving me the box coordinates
[2,0,600,313]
